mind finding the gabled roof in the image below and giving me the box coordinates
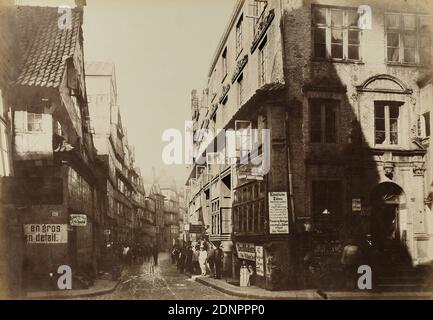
[14,5,83,88]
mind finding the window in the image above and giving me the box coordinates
[236,15,243,56]
[253,0,267,36]
[237,73,244,106]
[374,102,402,145]
[422,112,431,138]
[311,180,342,230]
[258,38,267,86]
[27,113,43,132]
[309,99,338,143]
[386,13,432,65]
[233,181,265,234]
[222,48,228,80]
[211,199,220,235]
[313,6,362,61]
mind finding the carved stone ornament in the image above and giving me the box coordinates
[383,162,395,180]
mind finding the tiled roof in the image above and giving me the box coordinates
[14,6,82,88]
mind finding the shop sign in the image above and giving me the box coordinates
[255,246,264,276]
[268,192,289,234]
[69,214,87,227]
[24,224,68,244]
[189,224,203,234]
[352,198,362,212]
[236,242,255,261]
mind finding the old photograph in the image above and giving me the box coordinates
[0,0,433,304]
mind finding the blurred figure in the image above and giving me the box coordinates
[152,245,159,266]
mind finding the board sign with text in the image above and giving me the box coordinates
[268,192,289,234]
[255,246,264,276]
[24,224,68,244]
[70,214,87,227]
[236,242,256,261]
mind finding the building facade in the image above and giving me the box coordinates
[5,5,100,290]
[186,0,433,290]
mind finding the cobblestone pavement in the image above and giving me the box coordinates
[78,253,245,300]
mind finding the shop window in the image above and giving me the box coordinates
[309,99,338,143]
[313,6,362,61]
[386,13,432,65]
[374,101,402,145]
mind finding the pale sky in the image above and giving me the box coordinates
[19,0,236,184]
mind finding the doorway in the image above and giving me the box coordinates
[370,182,410,267]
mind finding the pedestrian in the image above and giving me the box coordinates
[198,245,208,276]
[185,246,193,274]
[207,244,216,277]
[177,247,186,273]
[341,237,360,290]
[152,245,159,266]
[214,244,224,279]
[171,246,179,265]
[192,245,200,275]
[122,244,130,266]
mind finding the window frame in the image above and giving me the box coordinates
[374,101,402,146]
[27,112,43,133]
[310,179,343,233]
[236,15,244,57]
[222,47,228,82]
[385,12,432,66]
[258,38,267,87]
[309,99,339,144]
[233,181,265,235]
[312,5,363,62]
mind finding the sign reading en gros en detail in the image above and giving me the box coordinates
[24,224,68,244]
[268,192,289,234]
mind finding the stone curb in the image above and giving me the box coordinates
[194,276,323,300]
[26,280,120,300]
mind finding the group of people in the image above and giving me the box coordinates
[171,241,224,279]
[105,242,160,280]
[120,243,159,266]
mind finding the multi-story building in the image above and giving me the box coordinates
[161,184,180,250]
[86,62,147,249]
[144,181,165,249]
[186,0,433,290]
[5,5,99,290]
[0,0,22,298]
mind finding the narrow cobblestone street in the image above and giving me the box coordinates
[80,253,244,300]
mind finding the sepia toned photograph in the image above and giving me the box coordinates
[0,0,433,305]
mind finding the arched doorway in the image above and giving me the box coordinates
[370,182,411,266]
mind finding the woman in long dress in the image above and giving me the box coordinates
[198,245,208,276]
